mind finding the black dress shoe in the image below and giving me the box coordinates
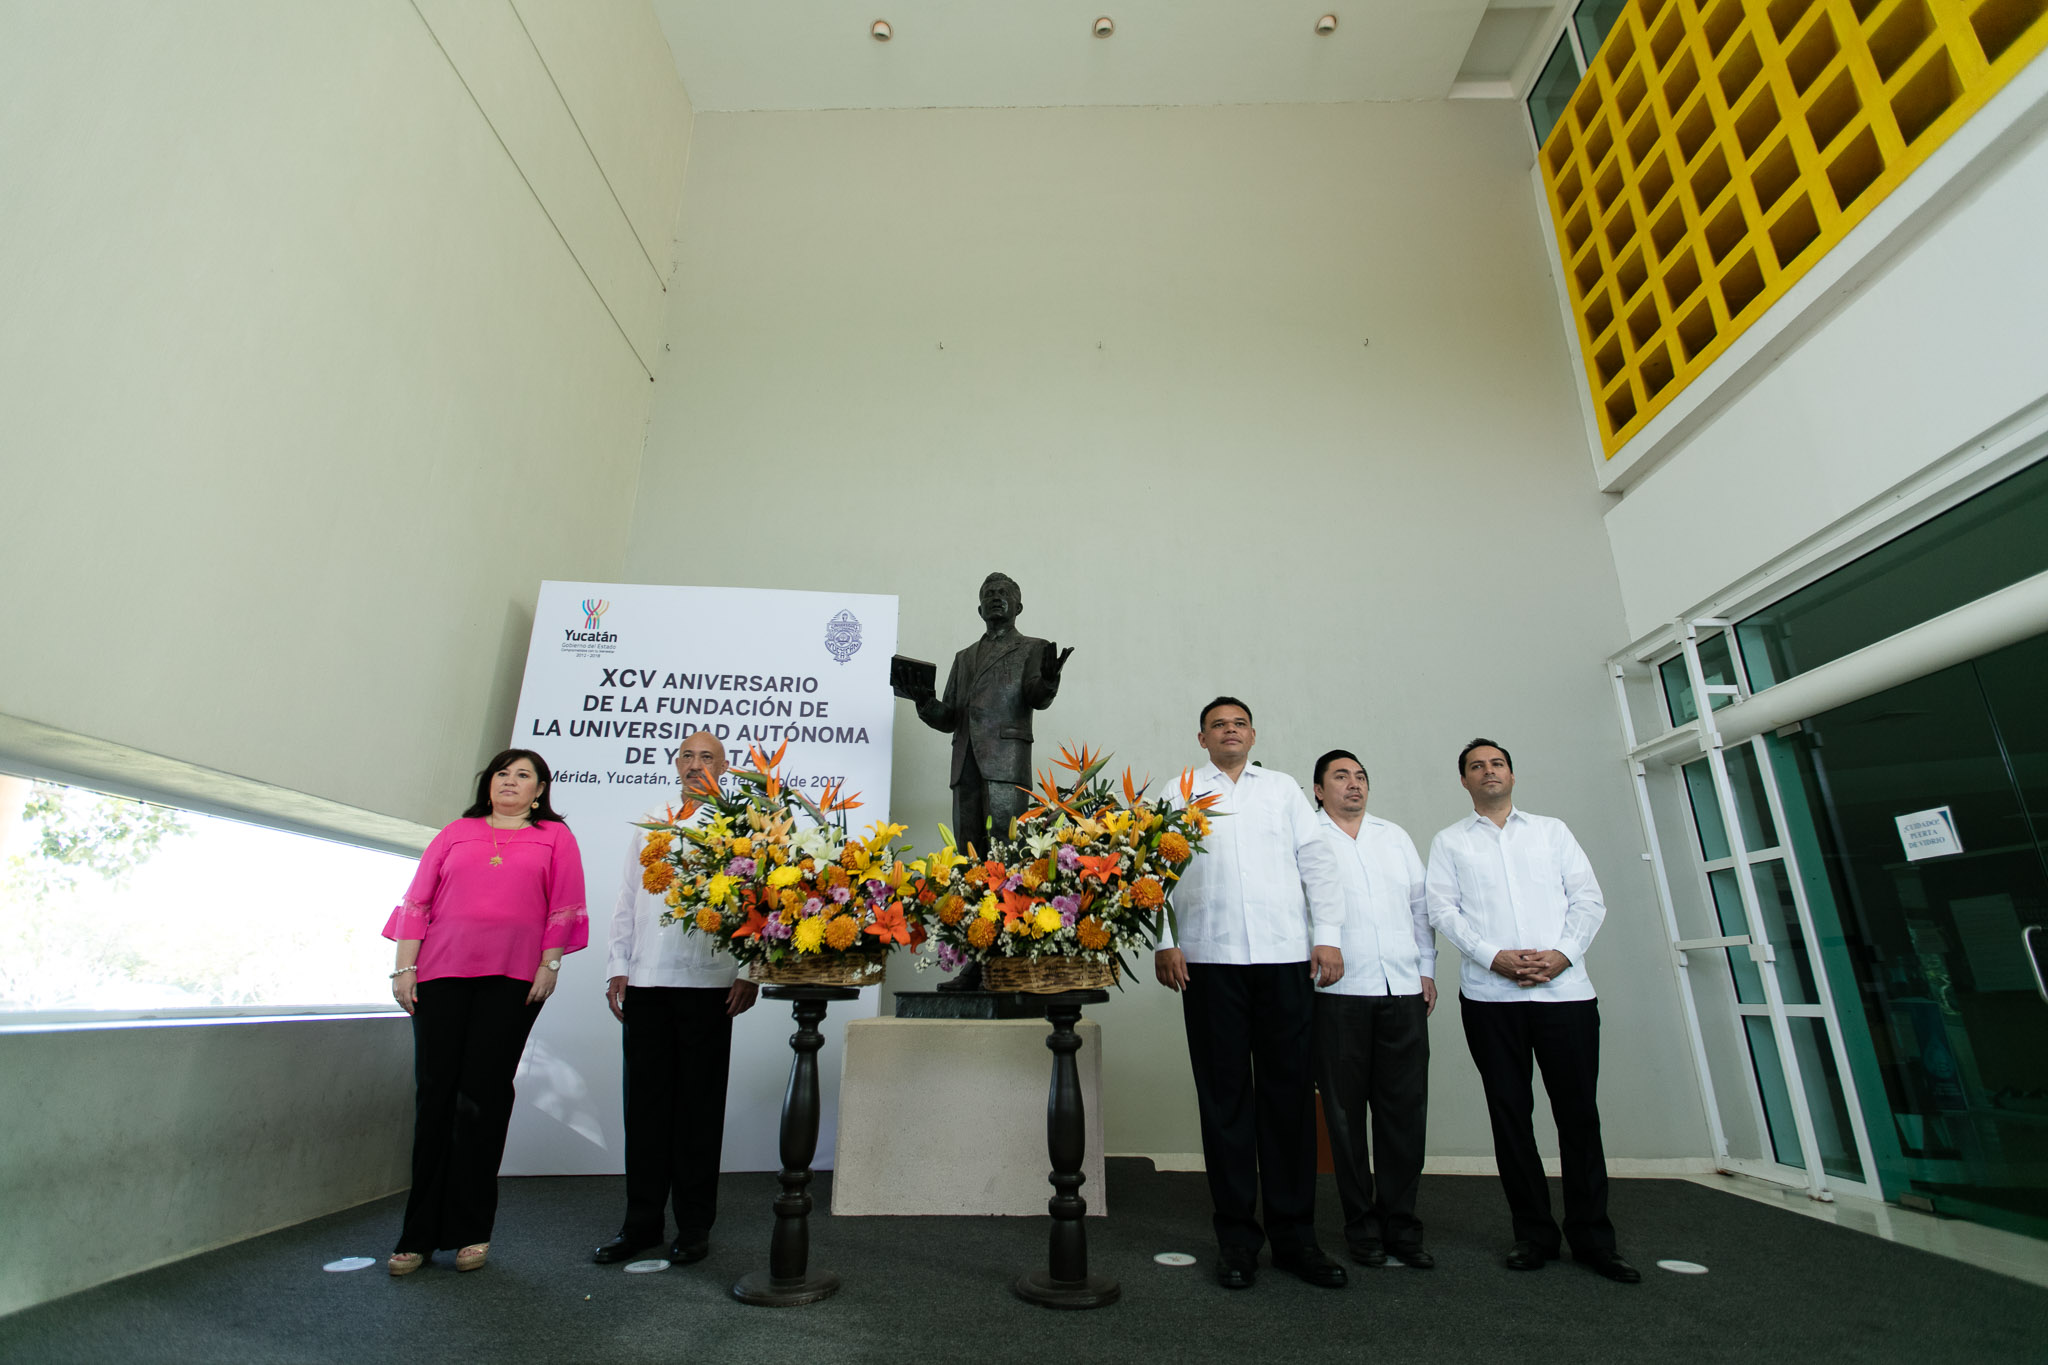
[1272,1246,1349,1288]
[593,1236,657,1265]
[1576,1251,1642,1284]
[1388,1246,1435,1269]
[1347,1239,1388,1268]
[1504,1240,1556,1271]
[1215,1246,1258,1289]
[669,1238,710,1265]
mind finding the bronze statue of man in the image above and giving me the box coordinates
[911,572,1073,853]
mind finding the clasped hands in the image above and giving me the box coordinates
[1490,948,1571,987]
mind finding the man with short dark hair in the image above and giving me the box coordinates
[1426,739,1639,1283]
[1309,749,1436,1270]
[593,730,758,1268]
[1157,697,1348,1290]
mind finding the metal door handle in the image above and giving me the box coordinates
[2026,924,2048,1007]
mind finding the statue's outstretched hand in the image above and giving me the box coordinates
[1046,645,1075,679]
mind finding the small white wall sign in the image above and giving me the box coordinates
[1895,806,1963,862]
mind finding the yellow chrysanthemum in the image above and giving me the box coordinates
[1020,862,1046,892]
[694,907,722,933]
[824,916,862,950]
[707,874,734,907]
[1033,905,1063,936]
[731,836,753,857]
[793,916,827,952]
[967,917,998,949]
[664,886,683,908]
[777,888,801,913]
[976,893,999,922]
[641,862,676,894]
[766,864,803,889]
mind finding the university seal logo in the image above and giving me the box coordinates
[824,609,862,664]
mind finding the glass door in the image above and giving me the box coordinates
[1784,632,2048,1237]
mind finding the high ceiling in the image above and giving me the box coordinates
[651,0,1560,112]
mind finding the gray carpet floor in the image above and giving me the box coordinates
[3,1163,2043,1364]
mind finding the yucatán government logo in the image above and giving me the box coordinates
[824,609,862,664]
[561,597,618,655]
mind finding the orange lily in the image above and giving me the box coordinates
[731,906,768,939]
[865,902,914,946]
[999,889,1040,926]
[1077,853,1122,883]
[982,860,1007,884]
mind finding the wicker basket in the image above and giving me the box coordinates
[748,952,887,987]
[983,955,1118,994]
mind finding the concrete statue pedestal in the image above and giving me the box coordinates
[830,1016,1106,1217]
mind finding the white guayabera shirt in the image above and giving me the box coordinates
[1425,808,1607,1004]
[1160,763,1343,964]
[1314,809,1435,997]
[606,801,737,990]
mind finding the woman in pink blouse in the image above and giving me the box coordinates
[382,748,587,1276]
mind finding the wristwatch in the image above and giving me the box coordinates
[543,958,562,972]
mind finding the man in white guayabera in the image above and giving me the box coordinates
[1155,697,1349,1292]
[1425,738,1639,1284]
[593,730,757,1268]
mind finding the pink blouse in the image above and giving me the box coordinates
[382,818,588,983]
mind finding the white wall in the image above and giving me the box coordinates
[0,0,693,1315]
[0,0,690,836]
[1601,100,2048,637]
[627,101,1710,1163]
[0,1017,413,1317]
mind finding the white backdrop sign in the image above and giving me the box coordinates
[498,580,898,1175]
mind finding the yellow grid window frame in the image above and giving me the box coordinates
[1541,0,2048,456]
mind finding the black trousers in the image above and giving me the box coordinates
[396,975,542,1254]
[1181,961,1319,1254]
[620,985,735,1244]
[1311,992,1430,1253]
[1460,995,1615,1257]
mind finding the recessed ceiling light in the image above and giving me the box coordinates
[1094,16,1115,37]
[871,19,892,40]
[1316,13,1338,34]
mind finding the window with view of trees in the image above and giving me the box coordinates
[0,774,416,1014]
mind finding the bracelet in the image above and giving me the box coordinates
[390,965,418,979]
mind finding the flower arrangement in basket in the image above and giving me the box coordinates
[636,742,928,987]
[918,744,1222,992]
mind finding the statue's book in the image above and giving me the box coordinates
[889,655,937,700]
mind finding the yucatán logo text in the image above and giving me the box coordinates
[561,598,618,657]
